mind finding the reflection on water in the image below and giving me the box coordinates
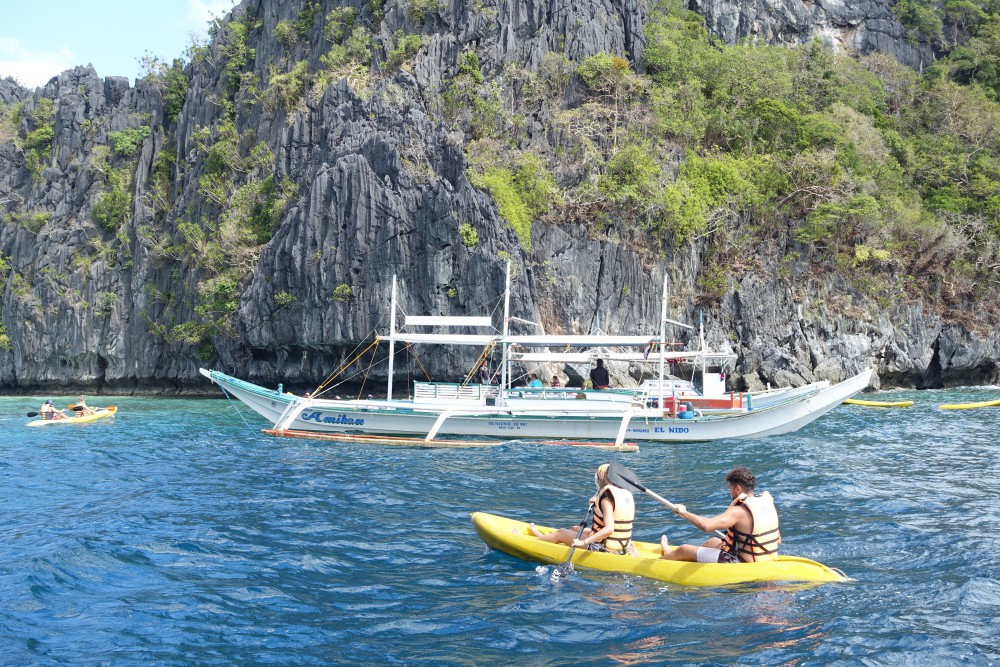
[0,391,998,665]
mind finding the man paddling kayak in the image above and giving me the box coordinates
[659,467,781,563]
[530,463,637,555]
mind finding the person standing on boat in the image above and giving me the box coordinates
[589,359,610,389]
[659,467,781,563]
[529,464,637,555]
[40,400,66,420]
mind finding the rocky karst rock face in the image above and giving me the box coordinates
[691,0,934,70]
[0,0,995,395]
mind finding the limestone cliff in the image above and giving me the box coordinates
[0,0,995,396]
[691,0,934,70]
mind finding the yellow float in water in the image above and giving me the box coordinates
[471,512,846,587]
[939,398,1000,410]
[843,398,914,408]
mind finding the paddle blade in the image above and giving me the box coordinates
[26,412,39,417]
[607,461,646,493]
[71,406,85,411]
[551,561,574,581]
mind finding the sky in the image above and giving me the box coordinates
[0,0,237,89]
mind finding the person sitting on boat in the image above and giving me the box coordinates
[40,400,66,420]
[550,376,562,388]
[529,464,637,556]
[528,373,544,388]
[589,359,610,389]
[659,466,780,563]
[76,397,96,416]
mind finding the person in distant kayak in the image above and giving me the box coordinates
[76,397,96,416]
[529,464,637,555]
[589,359,610,389]
[659,466,781,563]
[40,400,66,420]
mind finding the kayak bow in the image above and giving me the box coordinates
[471,512,846,587]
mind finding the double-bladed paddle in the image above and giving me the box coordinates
[25,406,85,418]
[607,461,726,539]
[550,504,593,581]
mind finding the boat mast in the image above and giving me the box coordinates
[658,274,668,409]
[500,262,512,395]
[699,309,706,393]
[387,275,398,400]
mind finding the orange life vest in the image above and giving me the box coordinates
[723,491,781,562]
[592,484,635,553]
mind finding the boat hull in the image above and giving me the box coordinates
[472,512,846,586]
[27,407,118,427]
[201,368,872,443]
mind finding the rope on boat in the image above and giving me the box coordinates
[408,343,433,383]
[311,335,381,397]
[355,338,383,400]
[838,405,890,435]
[218,383,262,437]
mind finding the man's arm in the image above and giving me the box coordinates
[672,503,743,534]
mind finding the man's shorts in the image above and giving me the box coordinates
[696,547,741,563]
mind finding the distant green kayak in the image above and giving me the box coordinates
[472,512,847,587]
[27,407,118,427]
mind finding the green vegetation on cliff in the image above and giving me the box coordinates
[455,0,999,317]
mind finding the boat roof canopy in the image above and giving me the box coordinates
[505,335,659,347]
[390,333,500,346]
[404,315,494,328]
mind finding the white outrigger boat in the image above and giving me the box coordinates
[202,267,872,446]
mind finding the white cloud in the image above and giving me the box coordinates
[187,0,236,35]
[0,37,76,89]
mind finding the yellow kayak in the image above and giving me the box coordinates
[27,406,118,427]
[939,398,1000,410]
[471,512,846,587]
[843,398,914,408]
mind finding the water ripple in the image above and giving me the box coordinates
[1,393,998,664]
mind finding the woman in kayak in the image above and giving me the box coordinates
[529,463,637,555]
[659,466,781,563]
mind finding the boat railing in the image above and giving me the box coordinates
[413,382,486,405]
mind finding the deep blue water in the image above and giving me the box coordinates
[1,389,998,666]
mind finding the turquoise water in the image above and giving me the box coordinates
[1,390,998,665]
